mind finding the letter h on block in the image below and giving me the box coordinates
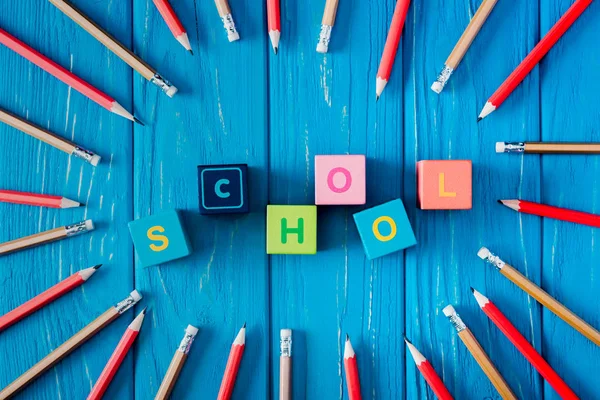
[417,160,472,210]
[198,164,249,214]
[353,199,416,259]
[267,205,317,254]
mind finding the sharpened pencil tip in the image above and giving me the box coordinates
[141,306,148,314]
[274,47,278,55]
[470,287,474,293]
[497,200,503,205]
[189,49,194,55]
[133,117,145,126]
[376,95,380,102]
[477,117,483,123]
[346,333,349,341]
[93,264,102,270]
[242,322,246,328]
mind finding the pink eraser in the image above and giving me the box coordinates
[417,160,472,210]
[315,155,366,205]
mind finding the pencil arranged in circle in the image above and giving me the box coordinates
[478,0,593,121]
[0,190,80,209]
[431,0,499,93]
[153,0,193,54]
[88,308,147,400]
[0,28,140,124]
[478,247,600,347]
[376,0,411,100]
[0,220,94,256]
[279,329,292,400]
[498,199,600,228]
[214,0,240,42]
[48,0,178,97]
[497,142,600,155]
[0,108,100,166]
[344,335,362,400]
[471,288,578,399]
[0,290,142,399]
[443,305,517,400]
[267,0,281,54]
[316,0,339,54]
[404,337,453,400]
[155,324,199,400]
[0,265,101,332]
[217,323,246,400]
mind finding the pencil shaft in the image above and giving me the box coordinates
[517,200,600,228]
[0,190,62,208]
[279,356,291,400]
[502,264,600,346]
[217,343,245,400]
[214,0,232,16]
[322,0,340,25]
[526,143,600,154]
[153,0,186,36]
[458,329,516,400]
[0,227,65,255]
[155,352,187,400]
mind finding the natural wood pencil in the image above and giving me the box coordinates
[155,325,199,400]
[0,220,94,256]
[214,0,240,42]
[443,305,516,400]
[48,0,178,97]
[316,0,340,53]
[431,0,499,93]
[0,290,142,399]
[279,329,292,400]
[497,142,600,154]
[0,108,100,165]
[478,247,600,346]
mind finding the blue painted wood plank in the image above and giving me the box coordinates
[0,1,134,399]
[540,1,600,399]
[403,0,543,398]
[269,0,405,398]
[131,0,269,398]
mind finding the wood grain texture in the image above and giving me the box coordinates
[0,0,599,399]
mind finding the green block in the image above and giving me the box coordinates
[267,205,317,254]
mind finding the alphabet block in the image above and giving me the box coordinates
[128,210,192,267]
[315,155,366,205]
[353,199,416,259]
[417,160,472,210]
[198,164,249,214]
[267,205,317,254]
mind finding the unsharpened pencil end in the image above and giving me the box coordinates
[495,142,506,153]
[280,328,292,339]
[133,116,145,126]
[130,290,142,302]
[430,81,443,94]
[442,305,456,317]
[84,219,95,232]
[186,325,199,336]
[90,154,101,167]
[477,247,490,260]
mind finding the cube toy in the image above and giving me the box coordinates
[128,210,192,267]
[353,199,416,259]
[315,155,366,205]
[198,164,249,214]
[417,160,472,210]
[267,205,317,254]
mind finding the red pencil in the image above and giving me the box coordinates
[472,289,578,399]
[376,0,411,100]
[404,337,453,400]
[0,28,140,124]
[499,199,600,228]
[217,323,246,400]
[0,190,80,209]
[267,0,281,54]
[153,0,192,54]
[344,335,362,400]
[478,0,593,121]
[87,308,146,400]
[0,265,100,332]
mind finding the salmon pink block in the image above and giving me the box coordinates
[417,160,472,210]
[315,155,366,205]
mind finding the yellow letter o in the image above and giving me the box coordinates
[372,216,397,242]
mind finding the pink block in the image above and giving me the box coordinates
[315,155,366,205]
[417,160,472,210]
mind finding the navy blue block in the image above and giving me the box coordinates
[197,164,249,214]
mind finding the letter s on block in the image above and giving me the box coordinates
[372,216,397,242]
[147,226,169,252]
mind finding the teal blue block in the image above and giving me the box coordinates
[353,199,416,259]
[128,210,192,267]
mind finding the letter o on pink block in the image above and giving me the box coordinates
[327,167,352,193]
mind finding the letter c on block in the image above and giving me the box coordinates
[215,179,231,198]
[327,167,352,193]
[147,226,169,252]
[372,216,397,242]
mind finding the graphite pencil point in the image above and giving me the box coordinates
[477,117,483,122]
[93,264,103,270]
[133,116,145,126]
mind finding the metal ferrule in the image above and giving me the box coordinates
[432,65,454,93]
[317,25,333,52]
[178,332,196,354]
[280,336,292,357]
[114,293,140,314]
[221,14,238,38]
[72,146,97,164]
[501,142,526,153]
[482,251,506,270]
[65,221,90,236]
[150,74,176,96]
[447,312,466,333]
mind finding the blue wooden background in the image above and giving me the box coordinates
[0,0,599,398]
